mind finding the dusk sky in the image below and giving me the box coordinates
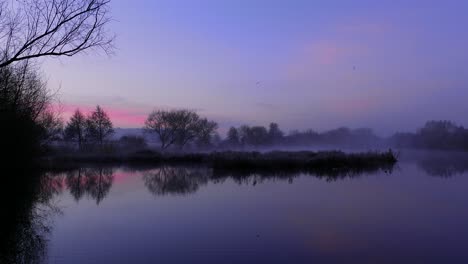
[42,0,468,135]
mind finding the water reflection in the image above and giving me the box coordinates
[0,170,60,264]
[143,166,211,196]
[416,154,468,178]
[65,167,114,204]
[4,152,468,263]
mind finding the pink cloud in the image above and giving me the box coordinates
[285,20,389,79]
[331,98,376,114]
[307,41,344,65]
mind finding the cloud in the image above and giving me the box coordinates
[286,20,389,79]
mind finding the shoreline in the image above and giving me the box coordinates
[40,150,398,174]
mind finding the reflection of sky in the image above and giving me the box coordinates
[46,160,468,263]
[43,1,468,135]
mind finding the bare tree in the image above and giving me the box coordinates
[0,61,51,119]
[0,0,114,68]
[0,61,60,158]
[86,105,113,145]
[64,109,86,149]
[173,110,201,149]
[226,127,240,147]
[37,106,63,146]
[194,118,218,148]
[144,109,218,150]
[145,110,179,150]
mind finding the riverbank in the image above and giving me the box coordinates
[41,150,397,174]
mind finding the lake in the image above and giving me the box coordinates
[3,151,468,264]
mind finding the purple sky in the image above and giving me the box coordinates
[42,0,468,135]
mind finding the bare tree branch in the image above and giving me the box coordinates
[0,0,114,68]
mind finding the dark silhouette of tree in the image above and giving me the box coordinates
[0,62,58,161]
[194,118,218,148]
[268,122,284,144]
[417,120,463,149]
[238,125,251,146]
[234,125,271,147]
[144,109,218,150]
[248,126,269,146]
[86,105,114,145]
[37,107,63,147]
[0,0,114,68]
[226,127,240,147]
[145,110,179,150]
[64,109,87,149]
[173,110,202,149]
[118,135,147,151]
[389,120,468,151]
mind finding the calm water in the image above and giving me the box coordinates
[3,151,468,264]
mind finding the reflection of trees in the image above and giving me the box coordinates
[212,164,395,185]
[0,170,60,264]
[0,167,114,263]
[65,167,114,204]
[66,168,87,201]
[143,166,211,196]
[417,155,468,178]
[141,163,395,196]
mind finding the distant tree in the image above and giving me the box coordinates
[0,0,114,68]
[236,125,269,147]
[37,108,63,146]
[238,125,251,146]
[64,109,87,149]
[118,135,147,150]
[86,105,114,145]
[194,118,218,148]
[145,110,179,150]
[173,110,202,149]
[268,122,284,144]
[285,129,319,146]
[321,127,352,145]
[211,133,222,148]
[145,109,217,150]
[226,127,240,146]
[417,120,464,150]
[249,126,269,146]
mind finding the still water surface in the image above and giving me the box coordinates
[5,152,468,263]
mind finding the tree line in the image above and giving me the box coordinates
[221,123,380,149]
[64,106,114,148]
[220,121,468,151]
[390,120,468,151]
[63,107,219,151]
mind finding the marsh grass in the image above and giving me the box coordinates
[42,149,397,174]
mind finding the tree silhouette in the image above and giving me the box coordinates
[144,109,218,150]
[0,0,114,68]
[86,105,114,145]
[268,123,284,144]
[0,62,56,161]
[64,109,87,149]
[226,127,240,147]
[194,118,218,148]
